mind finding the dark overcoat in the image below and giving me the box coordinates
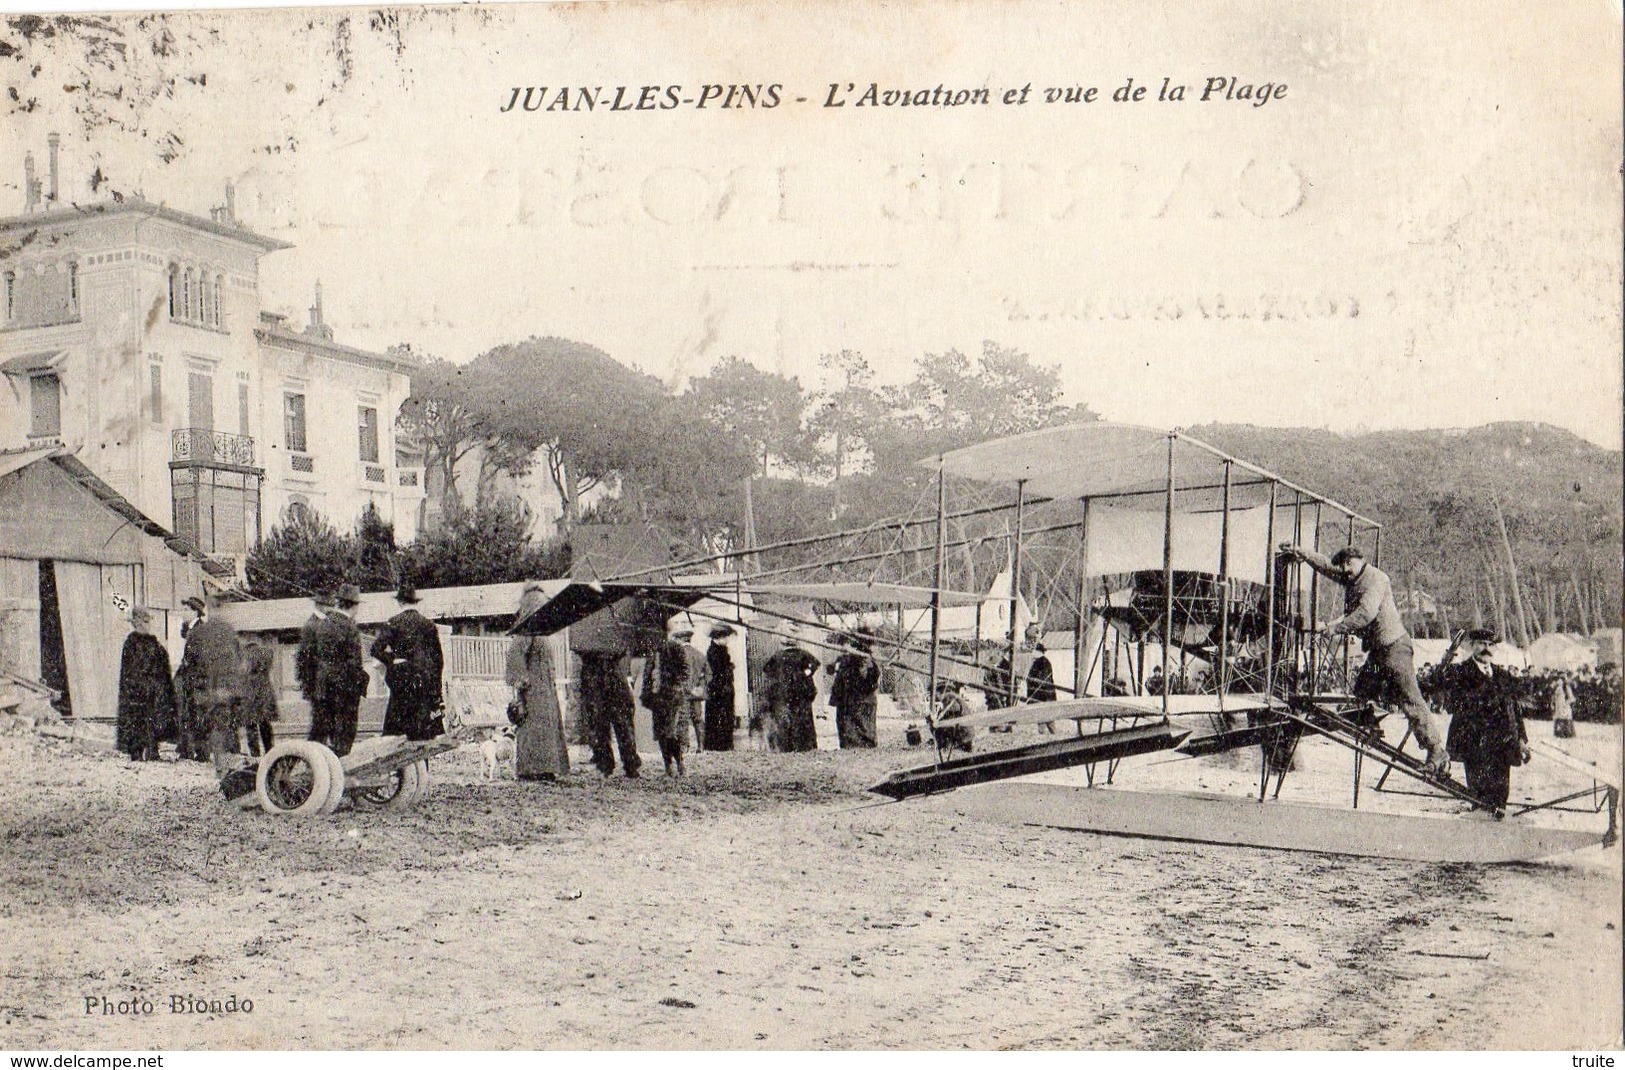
[117,631,176,758]
[372,608,445,740]
[1441,660,1527,768]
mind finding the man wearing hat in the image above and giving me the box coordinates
[670,620,710,751]
[1288,543,1447,775]
[640,615,697,774]
[1435,628,1530,814]
[371,578,446,741]
[295,589,334,713]
[176,591,241,773]
[117,607,176,762]
[306,583,368,756]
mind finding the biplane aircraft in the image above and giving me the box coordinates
[511,423,1618,864]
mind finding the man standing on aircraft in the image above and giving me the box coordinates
[1286,544,1447,774]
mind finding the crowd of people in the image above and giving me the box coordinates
[110,564,1620,818]
[115,579,448,774]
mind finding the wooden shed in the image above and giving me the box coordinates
[0,447,211,720]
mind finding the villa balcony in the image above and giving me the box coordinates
[171,427,257,468]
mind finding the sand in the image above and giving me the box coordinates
[0,711,1619,1050]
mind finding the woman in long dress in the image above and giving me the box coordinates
[117,607,175,761]
[703,626,737,751]
[506,634,569,780]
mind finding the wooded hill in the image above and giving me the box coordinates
[1187,422,1622,642]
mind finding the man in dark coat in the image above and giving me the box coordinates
[703,625,737,751]
[307,584,369,756]
[1027,642,1059,734]
[1438,628,1530,813]
[640,618,694,775]
[371,579,445,741]
[237,634,278,758]
[295,589,334,711]
[828,630,880,749]
[176,593,241,773]
[762,629,820,752]
[579,651,641,777]
[117,607,175,761]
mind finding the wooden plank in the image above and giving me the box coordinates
[931,783,1604,864]
[869,723,1188,800]
[341,735,461,781]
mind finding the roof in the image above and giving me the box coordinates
[216,580,540,633]
[0,197,291,253]
[256,321,422,376]
[0,446,214,568]
[925,422,1378,525]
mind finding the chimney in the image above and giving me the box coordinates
[47,133,59,204]
[224,181,236,222]
[23,152,37,212]
[305,281,333,341]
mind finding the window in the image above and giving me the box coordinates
[4,271,13,322]
[212,275,223,327]
[237,382,250,438]
[148,364,163,424]
[284,392,307,453]
[182,269,193,321]
[198,270,209,325]
[29,373,61,437]
[358,405,379,463]
[168,265,178,318]
[68,261,78,312]
[187,371,214,431]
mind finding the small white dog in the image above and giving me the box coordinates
[477,726,516,781]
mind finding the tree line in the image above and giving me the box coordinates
[246,337,1622,648]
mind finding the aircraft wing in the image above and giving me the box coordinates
[941,694,1277,731]
[509,581,716,636]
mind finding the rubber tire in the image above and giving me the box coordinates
[354,760,422,810]
[319,746,347,814]
[256,741,337,817]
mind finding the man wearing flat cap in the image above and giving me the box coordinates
[372,578,446,741]
[1287,543,1447,774]
[1435,628,1530,814]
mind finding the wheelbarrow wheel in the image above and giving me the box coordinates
[353,758,424,810]
[256,741,338,817]
[319,746,347,813]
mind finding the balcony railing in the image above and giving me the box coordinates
[172,427,256,467]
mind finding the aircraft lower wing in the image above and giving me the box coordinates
[940,694,1277,732]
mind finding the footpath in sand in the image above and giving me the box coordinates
[0,714,1618,1050]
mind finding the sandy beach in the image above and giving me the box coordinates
[1,711,1619,1051]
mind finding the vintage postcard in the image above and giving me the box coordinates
[0,0,1620,1054]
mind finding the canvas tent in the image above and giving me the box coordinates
[0,448,209,719]
[1526,633,1598,673]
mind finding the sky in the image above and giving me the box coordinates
[4,0,1622,448]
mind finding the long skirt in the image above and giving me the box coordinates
[516,694,569,779]
[770,700,818,752]
[835,696,878,748]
